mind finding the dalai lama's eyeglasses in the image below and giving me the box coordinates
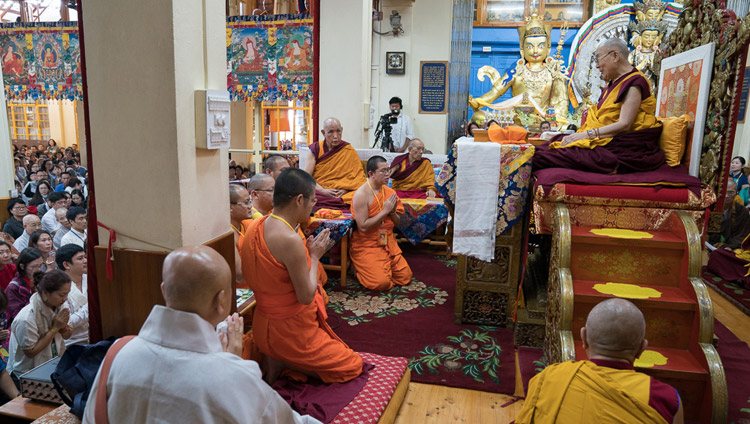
[593,51,615,65]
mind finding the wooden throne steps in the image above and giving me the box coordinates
[544,204,728,423]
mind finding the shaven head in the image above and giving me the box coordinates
[229,183,247,204]
[161,245,232,327]
[367,156,388,175]
[249,173,274,192]
[598,37,630,58]
[582,298,647,362]
[273,168,316,208]
[264,156,290,179]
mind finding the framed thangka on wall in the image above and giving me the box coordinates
[0,22,81,101]
[227,14,313,102]
[655,42,715,178]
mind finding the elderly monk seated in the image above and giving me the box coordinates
[241,168,362,384]
[83,246,319,423]
[706,179,750,287]
[516,298,683,424]
[350,156,413,291]
[389,138,438,199]
[264,155,291,180]
[249,174,275,218]
[230,183,253,288]
[303,117,367,211]
[533,38,664,174]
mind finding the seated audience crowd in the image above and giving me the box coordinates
[0,143,90,399]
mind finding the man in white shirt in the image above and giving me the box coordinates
[52,208,70,250]
[12,215,42,252]
[60,207,87,248]
[83,245,319,424]
[57,244,88,346]
[41,192,67,234]
[387,96,414,153]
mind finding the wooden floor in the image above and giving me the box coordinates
[392,286,750,423]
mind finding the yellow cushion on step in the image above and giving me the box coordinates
[634,350,669,368]
[589,228,654,240]
[592,282,662,299]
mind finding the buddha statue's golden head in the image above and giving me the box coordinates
[518,10,552,65]
[633,0,667,22]
[630,19,668,51]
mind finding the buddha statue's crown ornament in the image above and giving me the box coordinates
[630,18,668,34]
[632,0,668,21]
[520,10,551,40]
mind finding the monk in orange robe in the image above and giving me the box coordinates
[229,184,252,289]
[516,299,683,423]
[303,117,367,211]
[241,168,362,384]
[389,138,439,199]
[350,156,413,291]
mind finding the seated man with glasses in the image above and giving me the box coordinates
[241,168,363,384]
[389,138,439,199]
[248,174,275,218]
[350,156,413,291]
[533,38,664,174]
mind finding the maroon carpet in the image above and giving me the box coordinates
[716,321,750,424]
[703,271,750,317]
[517,346,544,394]
[325,253,516,394]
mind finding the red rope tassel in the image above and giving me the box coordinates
[96,221,117,280]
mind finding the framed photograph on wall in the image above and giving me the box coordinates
[386,52,406,75]
[655,42,715,177]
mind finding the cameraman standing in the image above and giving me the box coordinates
[388,97,414,153]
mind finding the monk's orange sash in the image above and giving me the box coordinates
[516,360,668,424]
[391,156,436,192]
[312,140,366,204]
[551,68,660,150]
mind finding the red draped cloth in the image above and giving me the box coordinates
[706,249,750,288]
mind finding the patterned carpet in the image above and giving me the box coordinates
[325,252,516,394]
[702,270,750,317]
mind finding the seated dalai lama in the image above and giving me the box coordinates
[303,117,367,211]
[533,38,664,174]
[389,138,439,199]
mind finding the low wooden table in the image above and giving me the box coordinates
[0,397,58,423]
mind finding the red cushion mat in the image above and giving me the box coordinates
[332,352,408,424]
[557,183,690,203]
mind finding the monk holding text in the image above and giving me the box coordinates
[533,38,665,173]
[303,118,367,211]
[389,139,438,199]
[241,169,362,383]
[350,156,413,291]
[517,298,684,423]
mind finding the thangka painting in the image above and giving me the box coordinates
[0,22,81,101]
[656,43,715,177]
[227,14,312,102]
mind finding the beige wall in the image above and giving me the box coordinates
[319,0,372,147]
[370,0,452,155]
[84,0,228,250]
[47,100,78,148]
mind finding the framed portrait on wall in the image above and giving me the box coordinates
[386,52,406,75]
[655,42,715,177]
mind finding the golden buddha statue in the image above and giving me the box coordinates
[468,11,569,127]
[628,0,668,94]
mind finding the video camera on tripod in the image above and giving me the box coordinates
[373,109,400,151]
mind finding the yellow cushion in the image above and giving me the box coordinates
[657,114,693,166]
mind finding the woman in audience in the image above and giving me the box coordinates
[70,189,86,210]
[7,270,70,383]
[29,180,51,208]
[46,139,59,155]
[730,156,749,206]
[29,231,55,272]
[5,248,43,325]
[0,290,19,403]
[0,242,15,291]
